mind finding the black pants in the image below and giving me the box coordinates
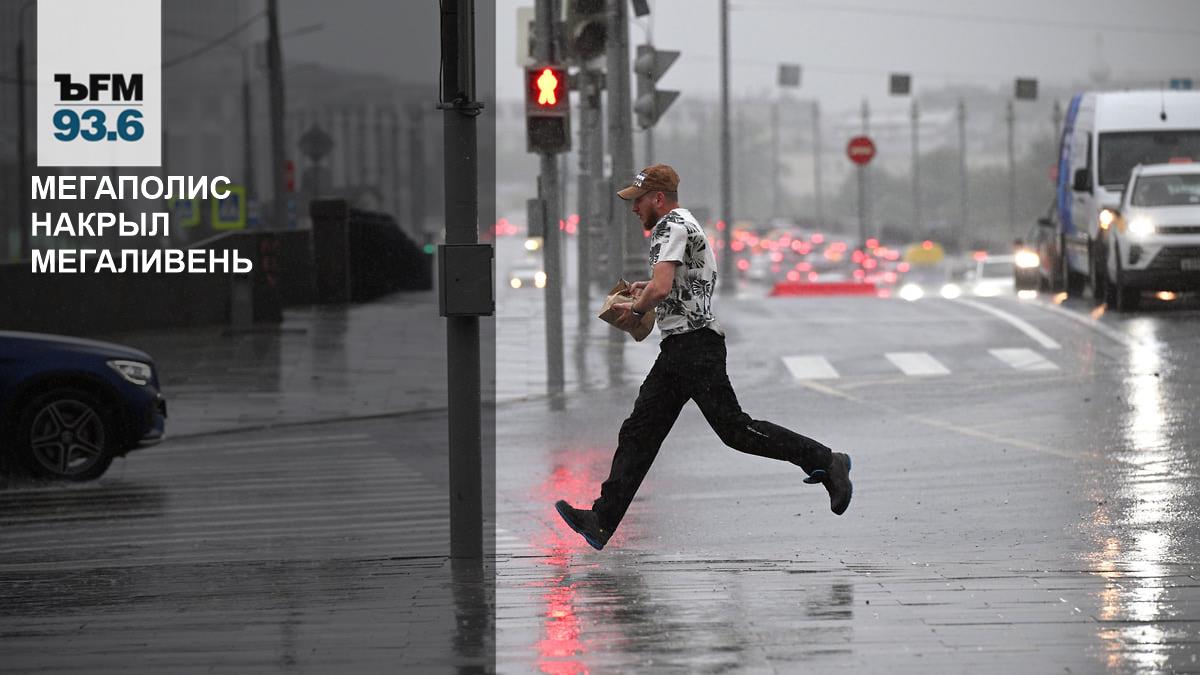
[592,327,833,532]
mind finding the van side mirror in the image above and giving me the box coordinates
[1037,216,1052,228]
[1072,168,1092,193]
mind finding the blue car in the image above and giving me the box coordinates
[0,332,166,481]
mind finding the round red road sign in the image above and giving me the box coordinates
[847,136,876,165]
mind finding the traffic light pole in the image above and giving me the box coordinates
[536,0,566,410]
[606,0,634,357]
[577,69,602,328]
[266,0,288,231]
[957,99,968,251]
[440,0,483,559]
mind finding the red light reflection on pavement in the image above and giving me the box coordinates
[528,448,615,674]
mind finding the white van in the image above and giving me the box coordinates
[1048,90,1200,301]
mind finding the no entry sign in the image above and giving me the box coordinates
[847,136,876,165]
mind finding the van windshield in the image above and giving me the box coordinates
[1098,131,1200,188]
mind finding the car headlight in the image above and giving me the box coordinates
[899,283,924,301]
[940,283,962,299]
[534,271,547,288]
[1014,249,1040,269]
[1128,218,1155,237]
[510,277,522,289]
[108,359,152,385]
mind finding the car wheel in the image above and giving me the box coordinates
[1112,244,1140,313]
[16,388,116,481]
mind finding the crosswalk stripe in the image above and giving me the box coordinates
[989,348,1059,371]
[782,355,840,380]
[885,352,950,376]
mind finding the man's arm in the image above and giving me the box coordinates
[631,261,677,314]
[614,261,677,330]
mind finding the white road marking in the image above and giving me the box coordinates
[782,355,840,380]
[885,352,950,376]
[989,348,1059,371]
[954,298,1062,350]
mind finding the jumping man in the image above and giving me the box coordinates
[556,164,853,550]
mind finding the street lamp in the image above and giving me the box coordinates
[14,0,35,261]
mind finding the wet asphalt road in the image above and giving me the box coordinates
[495,287,1200,673]
[1,279,1198,672]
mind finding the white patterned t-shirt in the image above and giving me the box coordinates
[647,208,722,339]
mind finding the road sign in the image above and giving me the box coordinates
[847,136,876,165]
[1170,78,1194,90]
[778,63,801,88]
[168,197,200,227]
[889,73,911,96]
[1015,78,1038,100]
[299,124,333,162]
[212,185,247,230]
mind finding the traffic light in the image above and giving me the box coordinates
[525,65,571,154]
[566,0,606,62]
[633,45,680,130]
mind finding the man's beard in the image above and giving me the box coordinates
[640,205,660,230]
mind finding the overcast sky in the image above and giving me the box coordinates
[494,0,1200,113]
[273,1,1200,119]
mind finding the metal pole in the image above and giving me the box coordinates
[771,97,780,218]
[957,99,968,252]
[614,7,641,284]
[440,0,483,559]
[911,98,920,235]
[719,0,735,296]
[577,70,601,328]
[1007,99,1016,235]
[536,0,565,409]
[606,0,635,362]
[858,98,869,246]
[266,0,288,230]
[812,100,822,225]
[15,38,27,259]
[242,53,256,212]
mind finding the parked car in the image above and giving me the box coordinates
[0,332,166,481]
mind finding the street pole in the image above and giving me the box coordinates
[957,98,968,252]
[536,0,565,410]
[266,0,288,230]
[719,0,735,296]
[812,100,823,226]
[14,0,35,260]
[440,0,483,559]
[1052,99,1063,142]
[577,70,602,328]
[858,98,870,247]
[770,96,780,218]
[607,0,635,357]
[911,98,920,236]
[1006,99,1016,235]
[241,53,256,212]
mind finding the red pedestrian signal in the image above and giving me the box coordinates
[536,68,560,105]
[525,65,570,154]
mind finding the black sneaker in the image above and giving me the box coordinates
[805,453,853,515]
[555,500,611,550]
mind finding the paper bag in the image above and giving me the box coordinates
[598,279,656,342]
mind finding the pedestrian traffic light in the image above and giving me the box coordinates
[633,45,680,130]
[525,64,571,154]
[566,0,606,62]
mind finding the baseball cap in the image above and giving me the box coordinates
[617,164,680,200]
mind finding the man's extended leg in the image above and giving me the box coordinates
[589,352,689,536]
[685,329,852,513]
